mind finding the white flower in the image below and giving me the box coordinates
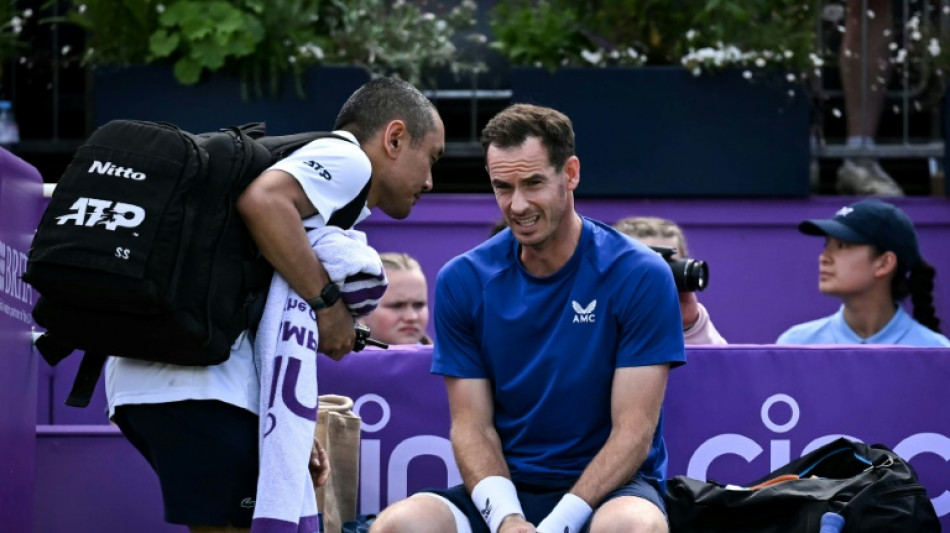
[743,70,752,79]
[894,48,907,63]
[755,57,766,67]
[61,45,71,56]
[809,53,824,67]
[929,38,941,57]
[156,4,164,14]
[911,31,921,41]
[78,4,87,14]
[580,49,602,65]
[786,72,796,82]
[866,9,875,19]
[686,29,697,41]
[298,43,324,60]
[22,9,32,18]
[691,66,702,77]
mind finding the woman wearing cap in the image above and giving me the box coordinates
[777,199,949,346]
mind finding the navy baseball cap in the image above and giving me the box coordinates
[798,199,921,270]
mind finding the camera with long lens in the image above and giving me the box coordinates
[649,246,709,292]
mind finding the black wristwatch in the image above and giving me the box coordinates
[306,283,341,311]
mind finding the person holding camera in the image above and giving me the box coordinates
[613,216,726,345]
[370,104,686,533]
[777,199,948,346]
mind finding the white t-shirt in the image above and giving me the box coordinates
[106,131,372,417]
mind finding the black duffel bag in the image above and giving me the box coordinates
[665,437,940,533]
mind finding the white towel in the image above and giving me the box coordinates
[252,227,387,533]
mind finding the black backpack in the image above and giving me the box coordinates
[23,119,370,407]
[665,437,940,533]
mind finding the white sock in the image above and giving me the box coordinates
[846,136,875,148]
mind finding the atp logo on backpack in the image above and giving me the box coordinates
[54,197,146,231]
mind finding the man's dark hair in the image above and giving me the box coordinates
[480,103,575,171]
[334,77,437,147]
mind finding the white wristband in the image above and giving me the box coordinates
[536,493,593,533]
[471,476,524,533]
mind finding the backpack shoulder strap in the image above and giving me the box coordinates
[257,131,353,161]
[327,179,371,229]
[64,351,108,408]
[259,131,369,229]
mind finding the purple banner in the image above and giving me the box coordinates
[0,147,44,532]
[358,196,950,345]
[318,345,950,530]
[38,196,950,425]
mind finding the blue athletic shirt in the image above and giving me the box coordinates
[432,217,687,487]
[777,305,950,346]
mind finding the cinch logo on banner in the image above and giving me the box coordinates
[686,393,950,518]
[353,393,460,514]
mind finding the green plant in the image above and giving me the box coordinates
[59,0,483,97]
[488,0,591,70]
[489,0,818,73]
[322,0,483,86]
[148,1,264,85]
[0,1,29,70]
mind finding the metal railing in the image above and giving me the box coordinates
[813,0,949,194]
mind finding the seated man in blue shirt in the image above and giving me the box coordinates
[370,104,686,533]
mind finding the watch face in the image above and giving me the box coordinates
[323,283,341,304]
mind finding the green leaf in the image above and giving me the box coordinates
[149,30,180,58]
[173,56,202,84]
[191,39,227,69]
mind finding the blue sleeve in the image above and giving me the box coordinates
[431,260,486,378]
[615,252,686,368]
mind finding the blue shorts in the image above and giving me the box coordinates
[425,476,666,533]
[113,400,259,527]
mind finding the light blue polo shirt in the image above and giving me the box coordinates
[777,306,950,347]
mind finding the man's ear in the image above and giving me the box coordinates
[383,120,407,158]
[563,156,581,191]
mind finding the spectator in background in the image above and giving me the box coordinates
[777,199,948,346]
[614,216,727,345]
[835,0,904,196]
[359,252,432,345]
